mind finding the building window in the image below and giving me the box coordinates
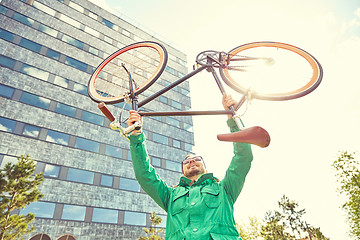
[0,55,16,68]
[46,130,69,145]
[151,156,161,167]
[81,110,104,126]
[165,66,177,76]
[65,57,88,72]
[75,137,99,153]
[150,116,162,122]
[92,208,118,224]
[105,145,122,158]
[0,28,15,42]
[124,211,146,226]
[0,117,16,133]
[62,35,84,49]
[19,38,42,53]
[100,174,113,187]
[104,35,112,44]
[0,156,17,169]
[88,11,97,20]
[165,117,180,128]
[23,124,40,138]
[68,1,84,12]
[20,201,56,219]
[0,5,7,14]
[152,133,168,145]
[184,123,193,132]
[119,178,140,192]
[67,168,94,184]
[171,100,182,110]
[61,204,86,221]
[20,92,51,110]
[44,164,60,178]
[73,83,88,96]
[159,96,168,104]
[88,46,99,55]
[84,26,100,38]
[102,18,115,29]
[21,64,49,81]
[180,87,190,96]
[184,142,193,152]
[53,76,69,88]
[38,24,58,37]
[13,12,35,27]
[166,160,181,172]
[0,84,14,98]
[32,1,56,16]
[46,49,61,60]
[172,139,181,149]
[55,102,76,117]
[59,14,81,28]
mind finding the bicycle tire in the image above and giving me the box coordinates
[219,42,323,101]
[88,41,168,104]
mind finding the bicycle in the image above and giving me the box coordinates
[87,41,323,147]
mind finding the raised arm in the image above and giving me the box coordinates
[128,111,171,211]
[220,119,253,203]
[220,95,253,203]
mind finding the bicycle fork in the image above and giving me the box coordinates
[206,65,245,130]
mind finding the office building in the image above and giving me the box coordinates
[0,0,193,239]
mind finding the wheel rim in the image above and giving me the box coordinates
[88,42,167,103]
[222,42,322,101]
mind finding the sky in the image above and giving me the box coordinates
[89,0,360,239]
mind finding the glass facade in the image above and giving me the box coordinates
[0,0,192,238]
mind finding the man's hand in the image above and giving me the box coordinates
[222,94,237,119]
[127,110,143,135]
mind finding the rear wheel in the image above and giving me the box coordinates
[220,42,323,101]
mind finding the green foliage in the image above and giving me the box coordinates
[236,216,261,240]
[0,155,44,240]
[139,212,164,240]
[261,210,294,240]
[332,151,360,238]
[237,195,329,240]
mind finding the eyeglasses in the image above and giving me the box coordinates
[182,156,203,165]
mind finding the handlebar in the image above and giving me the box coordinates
[98,102,142,140]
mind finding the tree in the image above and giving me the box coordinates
[332,151,360,238]
[261,210,294,240]
[236,216,262,240]
[139,212,164,240]
[0,155,44,240]
[236,195,329,239]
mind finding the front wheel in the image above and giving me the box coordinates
[219,42,323,101]
[88,41,168,104]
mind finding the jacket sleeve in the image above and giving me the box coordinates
[221,119,253,204]
[129,133,171,212]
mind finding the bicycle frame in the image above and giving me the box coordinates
[97,52,270,147]
[130,54,247,128]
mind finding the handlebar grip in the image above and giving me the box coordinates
[98,102,116,122]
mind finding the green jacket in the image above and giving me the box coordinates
[129,119,253,240]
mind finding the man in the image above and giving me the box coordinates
[127,95,253,239]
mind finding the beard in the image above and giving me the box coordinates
[185,164,206,177]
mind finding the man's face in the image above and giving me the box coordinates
[182,155,206,178]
